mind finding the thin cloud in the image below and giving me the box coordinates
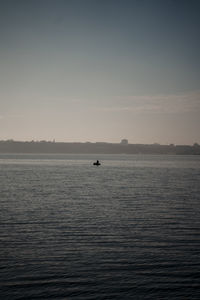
[96,90,200,114]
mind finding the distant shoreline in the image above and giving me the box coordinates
[0,141,200,155]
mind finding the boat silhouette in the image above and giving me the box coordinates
[93,160,101,166]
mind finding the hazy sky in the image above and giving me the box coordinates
[0,0,200,144]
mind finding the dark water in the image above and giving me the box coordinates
[0,154,200,299]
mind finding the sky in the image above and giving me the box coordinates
[0,0,200,145]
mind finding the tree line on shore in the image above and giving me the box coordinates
[0,140,200,155]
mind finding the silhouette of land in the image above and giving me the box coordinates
[0,140,200,155]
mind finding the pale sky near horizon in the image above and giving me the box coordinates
[0,0,200,145]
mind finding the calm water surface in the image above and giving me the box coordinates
[0,154,200,299]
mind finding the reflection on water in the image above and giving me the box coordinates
[0,155,200,299]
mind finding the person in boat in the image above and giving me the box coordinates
[93,160,101,166]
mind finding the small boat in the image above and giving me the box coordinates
[93,160,101,166]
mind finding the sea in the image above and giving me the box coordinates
[0,154,200,300]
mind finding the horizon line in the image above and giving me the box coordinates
[1,139,199,147]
